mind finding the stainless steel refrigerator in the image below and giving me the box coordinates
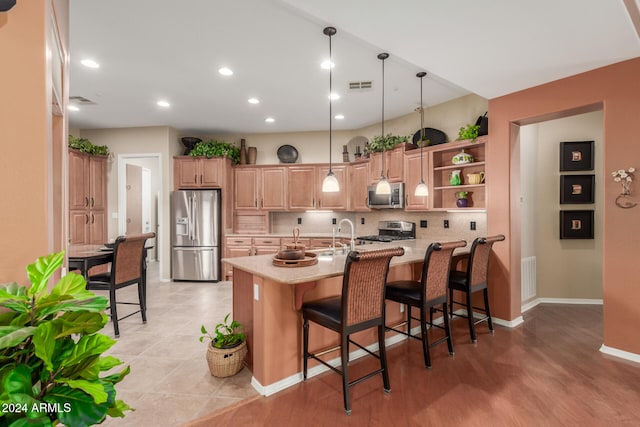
[171,189,221,281]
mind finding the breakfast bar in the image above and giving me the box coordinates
[223,239,469,395]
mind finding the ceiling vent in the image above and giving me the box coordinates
[69,95,97,105]
[349,81,373,91]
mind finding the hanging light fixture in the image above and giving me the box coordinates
[414,71,429,197]
[321,26,340,193]
[375,52,391,195]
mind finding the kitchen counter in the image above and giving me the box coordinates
[224,239,469,396]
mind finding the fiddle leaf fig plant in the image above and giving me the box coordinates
[0,251,132,427]
[190,139,241,165]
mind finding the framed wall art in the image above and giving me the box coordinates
[559,210,594,239]
[560,174,595,204]
[559,141,594,171]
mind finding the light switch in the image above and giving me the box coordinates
[253,283,259,301]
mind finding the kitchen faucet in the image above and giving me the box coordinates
[338,218,356,252]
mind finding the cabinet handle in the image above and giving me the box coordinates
[247,249,252,255]
[234,240,244,244]
[200,175,203,184]
[194,174,197,184]
[91,214,95,224]
[90,197,94,207]
[85,214,89,224]
[313,198,315,208]
[261,199,264,208]
[319,199,322,208]
[255,198,258,208]
[405,194,408,205]
[263,240,273,244]
[85,197,89,207]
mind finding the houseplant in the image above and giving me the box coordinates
[457,124,481,141]
[68,135,110,156]
[0,251,131,426]
[199,313,247,377]
[364,133,410,154]
[189,139,241,165]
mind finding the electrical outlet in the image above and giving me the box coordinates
[420,220,428,228]
[470,221,476,230]
[297,217,302,225]
[332,218,337,225]
[361,217,365,225]
[444,219,449,229]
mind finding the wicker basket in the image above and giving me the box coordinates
[206,340,247,378]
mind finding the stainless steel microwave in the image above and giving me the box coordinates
[367,183,405,209]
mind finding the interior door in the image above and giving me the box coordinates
[126,164,143,235]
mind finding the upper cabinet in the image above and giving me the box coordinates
[315,165,348,210]
[403,150,431,210]
[234,166,287,211]
[429,137,487,210]
[349,161,370,212]
[68,150,107,245]
[287,166,316,210]
[368,144,405,184]
[174,156,222,189]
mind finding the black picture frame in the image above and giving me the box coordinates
[560,210,594,239]
[560,141,594,171]
[560,175,595,204]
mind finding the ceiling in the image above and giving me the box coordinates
[68,0,640,136]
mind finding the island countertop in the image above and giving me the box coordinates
[222,239,469,285]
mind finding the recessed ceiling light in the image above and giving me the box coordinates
[80,59,100,69]
[265,117,275,123]
[334,114,344,120]
[157,100,170,107]
[68,105,80,112]
[218,67,233,76]
[329,93,340,100]
[321,60,334,70]
[248,98,260,104]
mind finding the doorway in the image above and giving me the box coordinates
[118,154,162,263]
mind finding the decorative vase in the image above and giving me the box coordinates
[247,146,257,164]
[455,191,469,208]
[449,170,462,186]
[342,145,349,162]
[239,139,248,165]
[206,340,247,378]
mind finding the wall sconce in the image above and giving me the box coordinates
[612,167,637,208]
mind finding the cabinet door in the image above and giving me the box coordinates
[350,162,370,212]
[387,147,404,182]
[287,166,316,210]
[69,151,89,210]
[69,210,89,245]
[175,157,200,188]
[404,152,430,210]
[89,157,107,210]
[235,167,259,210]
[89,211,107,244]
[200,158,221,187]
[227,245,254,258]
[261,167,287,210]
[316,165,348,210]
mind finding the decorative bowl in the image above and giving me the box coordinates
[277,249,304,260]
[277,145,298,163]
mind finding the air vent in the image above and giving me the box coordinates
[348,81,373,91]
[69,95,97,105]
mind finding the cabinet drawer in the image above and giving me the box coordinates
[281,238,311,248]
[226,237,253,245]
[310,238,334,248]
[253,237,281,246]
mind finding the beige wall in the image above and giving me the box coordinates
[79,126,181,280]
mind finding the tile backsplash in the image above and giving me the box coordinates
[271,210,487,244]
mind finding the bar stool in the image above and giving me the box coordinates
[448,234,505,342]
[385,240,466,368]
[302,247,404,415]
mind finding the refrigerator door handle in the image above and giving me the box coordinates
[191,194,198,243]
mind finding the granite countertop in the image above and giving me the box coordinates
[225,232,351,239]
[222,239,470,285]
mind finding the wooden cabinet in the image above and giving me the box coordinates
[369,144,406,184]
[234,166,287,211]
[174,156,222,189]
[287,166,317,210]
[224,236,281,278]
[316,165,348,210]
[68,150,107,245]
[429,137,487,210]
[349,161,370,212]
[403,150,431,210]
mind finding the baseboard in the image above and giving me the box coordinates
[599,344,640,364]
[522,298,603,313]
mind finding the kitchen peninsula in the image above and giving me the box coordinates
[222,239,469,396]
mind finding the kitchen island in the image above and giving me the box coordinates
[222,239,469,396]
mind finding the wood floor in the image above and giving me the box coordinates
[185,304,640,427]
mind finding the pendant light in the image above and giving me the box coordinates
[375,52,391,195]
[414,71,429,197]
[321,26,340,193]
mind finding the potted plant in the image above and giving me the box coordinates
[69,135,110,156]
[199,313,247,377]
[364,133,411,155]
[189,139,241,165]
[457,124,481,142]
[0,251,131,426]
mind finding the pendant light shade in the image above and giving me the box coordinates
[414,71,429,197]
[375,52,391,195]
[322,26,339,193]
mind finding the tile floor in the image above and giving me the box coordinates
[96,262,259,426]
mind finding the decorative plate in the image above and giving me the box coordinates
[412,128,447,146]
[277,144,298,163]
